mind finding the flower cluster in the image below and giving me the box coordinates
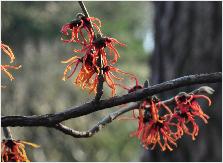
[1,43,22,86]
[170,93,212,141]
[129,86,212,151]
[1,139,39,162]
[61,13,138,96]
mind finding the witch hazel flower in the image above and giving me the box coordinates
[76,34,126,67]
[1,65,22,81]
[61,13,101,45]
[1,43,15,63]
[102,65,138,96]
[62,51,98,91]
[170,110,199,140]
[62,50,138,96]
[126,84,214,151]
[61,12,139,96]
[172,93,212,140]
[1,42,22,85]
[131,96,179,151]
[1,139,39,162]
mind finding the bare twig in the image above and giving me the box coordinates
[78,1,95,35]
[53,103,139,138]
[52,86,214,138]
[1,72,221,127]
[78,1,104,102]
[3,127,12,139]
[78,1,90,18]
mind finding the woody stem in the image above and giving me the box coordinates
[78,1,90,18]
[95,51,104,102]
[78,1,104,101]
[78,1,95,34]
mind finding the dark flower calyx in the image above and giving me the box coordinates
[177,92,188,102]
[93,35,108,48]
[155,121,164,128]
[128,85,143,93]
[102,66,110,72]
[151,96,159,103]
[5,139,16,148]
[143,110,152,123]
[69,19,82,27]
[178,112,188,118]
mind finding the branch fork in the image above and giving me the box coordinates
[1,72,221,138]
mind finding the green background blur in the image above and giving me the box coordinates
[1,1,153,161]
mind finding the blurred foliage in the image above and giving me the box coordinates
[1,1,153,161]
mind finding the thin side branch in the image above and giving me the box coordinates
[1,72,221,127]
[94,53,104,102]
[53,103,139,138]
[3,127,12,139]
[78,1,104,102]
[78,1,89,18]
[78,1,95,34]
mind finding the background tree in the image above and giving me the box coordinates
[141,2,222,161]
[1,2,221,161]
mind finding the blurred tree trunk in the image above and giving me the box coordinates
[141,2,222,161]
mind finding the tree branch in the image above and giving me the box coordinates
[52,86,214,138]
[1,72,221,127]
